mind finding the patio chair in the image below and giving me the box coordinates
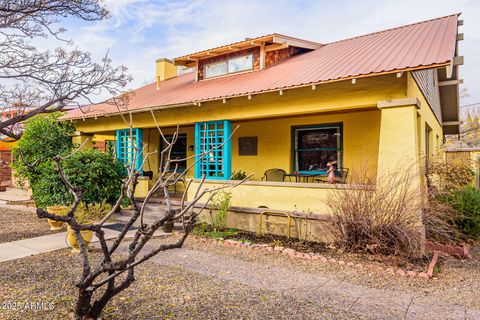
[262,168,286,182]
[156,170,187,194]
[335,168,349,184]
[142,170,153,180]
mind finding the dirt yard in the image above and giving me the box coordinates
[0,235,478,319]
[0,206,60,243]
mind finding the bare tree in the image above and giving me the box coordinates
[21,109,250,319]
[0,0,131,139]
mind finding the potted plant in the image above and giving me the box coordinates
[66,205,95,254]
[46,205,69,230]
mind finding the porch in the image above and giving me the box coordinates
[83,99,430,201]
[105,108,385,189]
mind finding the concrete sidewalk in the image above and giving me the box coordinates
[0,224,171,262]
[0,187,31,202]
[0,228,121,262]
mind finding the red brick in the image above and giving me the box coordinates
[396,269,407,277]
[406,271,417,277]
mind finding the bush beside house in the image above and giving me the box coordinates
[438,187,480,239]
[12,113,123,208]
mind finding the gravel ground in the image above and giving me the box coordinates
[181,236,480,311]
[0,248,360,320]
[0,232,478,319]
[0,206,59,243]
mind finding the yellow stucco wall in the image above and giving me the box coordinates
[188,180,365,213]
[76,74,404,182]
[408,73,443,157]
[75,74,406,133]
[231,110,380,181]
[73,72,445,219]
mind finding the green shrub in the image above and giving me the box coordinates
[209,191,232,229]
[30,163,72,207]
[231,170,246,180]
[438,187,480,239]
[62,149,124,206]
[76,201,113,223]
[12,113,75,185]
[12,113,124,208]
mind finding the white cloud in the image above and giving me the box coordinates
[37,0,480,106]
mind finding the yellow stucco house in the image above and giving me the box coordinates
[63,14,463,239]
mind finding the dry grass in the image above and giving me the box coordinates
[326,165,423,256]
[422,199,462,244]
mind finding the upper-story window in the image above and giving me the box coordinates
[204,54,253,79]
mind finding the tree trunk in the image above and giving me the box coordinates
[75,289,93,319]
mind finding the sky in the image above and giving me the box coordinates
[55,0,480,112]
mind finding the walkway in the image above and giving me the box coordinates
[130,244,480,320]
[0,228,120,262]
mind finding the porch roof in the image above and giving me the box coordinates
[63,14,460,121]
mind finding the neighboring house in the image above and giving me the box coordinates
[62,14,463,240]
[445,148,480,188]
[0,109,23,188]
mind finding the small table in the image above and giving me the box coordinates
[285,173,322,183]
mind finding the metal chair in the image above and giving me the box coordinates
[262,168,286,182]
[335,168,349,184]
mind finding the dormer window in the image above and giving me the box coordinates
[204,53,253,79]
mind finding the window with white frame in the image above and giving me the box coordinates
[204,54,253,79]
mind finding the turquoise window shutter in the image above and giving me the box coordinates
[194,120,232,180]
[115,128,144,172]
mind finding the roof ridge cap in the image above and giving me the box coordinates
[323,13,461,46]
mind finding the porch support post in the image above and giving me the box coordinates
[376,100,425,253]
[72,131,93,150]
[376,100,420,179]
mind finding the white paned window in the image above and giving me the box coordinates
[204,53,253,79]
[228,54,253,73]
[205,61,227,78]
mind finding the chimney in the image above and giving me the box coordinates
[155,58,177,87]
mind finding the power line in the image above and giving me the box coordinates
[460,102,480,109]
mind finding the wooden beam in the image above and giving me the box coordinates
[311,84,316,90]
[453,56,464,66]
[439,79,463,86]
[194,61,199,82]
[443,121,462,126]
[456,33,464,41]
[264,42,289,52]
[259,42,265,69]
[272,34,322,50]
[351,78,356,84]
[377,97,421,109]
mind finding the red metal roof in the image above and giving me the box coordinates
[64,14,460,120]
